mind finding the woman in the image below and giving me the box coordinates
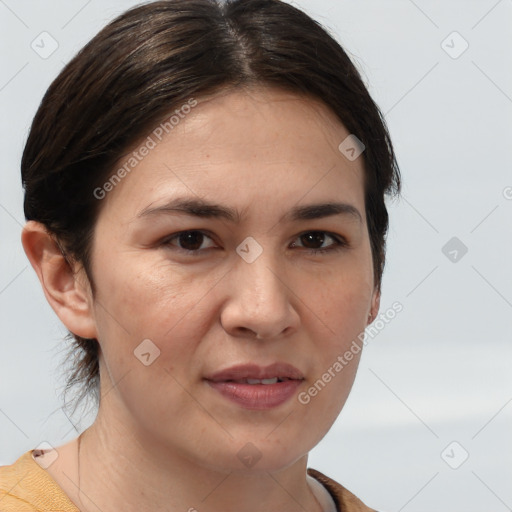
[0,0,400,510]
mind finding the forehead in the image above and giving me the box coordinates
[100,86,366,221]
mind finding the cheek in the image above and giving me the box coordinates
[297,278,370,434]
[307,284,368,388]
[93,254,191,330]
[302,258,374,342]
[91,257,221,372]
[297,254,373,410]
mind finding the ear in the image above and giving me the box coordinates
[21,221,98,339]
[367,287,381,325]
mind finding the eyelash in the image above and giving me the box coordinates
[161,230,348,256]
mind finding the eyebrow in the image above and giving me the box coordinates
[137,197,362,224]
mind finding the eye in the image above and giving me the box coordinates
[160,229,347,256]
[291,231,348,254]
[162,230,217,254]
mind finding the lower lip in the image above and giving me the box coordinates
[206,380,302,410]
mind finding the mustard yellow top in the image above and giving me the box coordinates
[0,450,376,511]
[0,451,78,511]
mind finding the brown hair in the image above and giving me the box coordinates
[21,0,400,410]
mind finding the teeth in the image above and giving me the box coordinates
[229,377,291,384]
[245,377,279,385]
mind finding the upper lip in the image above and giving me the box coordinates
[205,363,304,382]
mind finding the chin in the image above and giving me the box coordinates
[196,435,310,475]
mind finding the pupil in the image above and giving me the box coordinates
[179,231,203,250]
[301,232,324,248]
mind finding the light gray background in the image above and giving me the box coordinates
[1,1,511,511]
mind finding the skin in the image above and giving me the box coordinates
[22,86,380,512]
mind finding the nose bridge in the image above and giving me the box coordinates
[221,242,298,338]
[235,244,285,309]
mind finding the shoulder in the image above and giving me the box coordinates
[0,451,39,511]
[307,467,377,512]
[0,451,78,512]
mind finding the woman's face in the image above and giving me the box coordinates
[86,86,379,472]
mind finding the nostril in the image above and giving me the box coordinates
[237,327,262,338]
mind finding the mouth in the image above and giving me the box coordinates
[205,362,304,382]
[204,363,304,410]
[223,377,292,384]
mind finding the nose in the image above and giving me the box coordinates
[220,250,300,341]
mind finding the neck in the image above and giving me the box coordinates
[68,405,324,512]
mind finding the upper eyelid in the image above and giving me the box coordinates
[163,230,217,244]
[292,231,344,243]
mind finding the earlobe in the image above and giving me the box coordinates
[21,221,98,339]
[368,289,381,324]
